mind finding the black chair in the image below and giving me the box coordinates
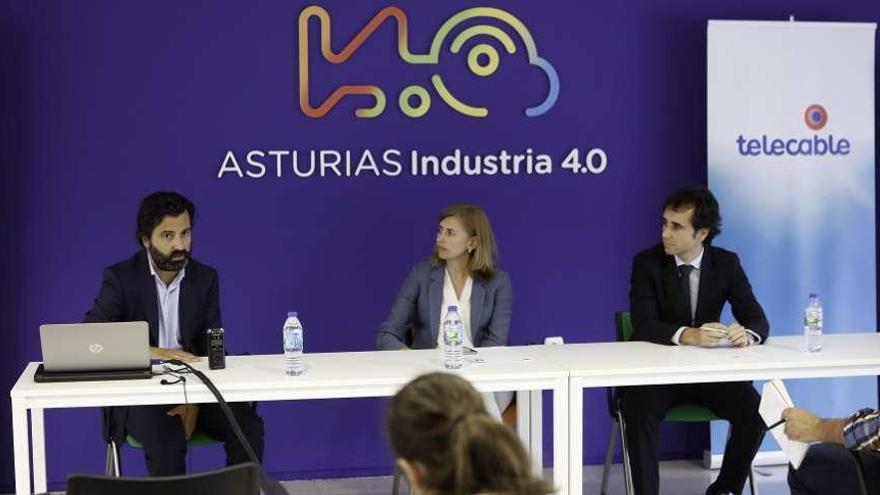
[850,450,872,495]
[67,462,260,495]
[602,311,757,495]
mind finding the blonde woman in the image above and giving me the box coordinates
[377,204,513,416]
[377,204,511,352]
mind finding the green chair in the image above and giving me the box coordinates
[600,311,757,495]
[103,408,219,477]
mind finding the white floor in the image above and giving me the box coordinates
[276,461,792,495]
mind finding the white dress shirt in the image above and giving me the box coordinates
[671,249,703,345]
[435,269,508,418]
[147,252,186,350]
[436,268,475,348]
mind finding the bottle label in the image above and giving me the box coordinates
[443,320,461,343]
[284,330,303,348]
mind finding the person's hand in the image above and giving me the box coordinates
[167,404,199,439]
[782,407,822,442]
[150,347,199,363]
[727,323,750,347]
[682,323,726,347]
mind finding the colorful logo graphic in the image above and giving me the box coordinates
[804,103,828,130]
[298,6,559,119]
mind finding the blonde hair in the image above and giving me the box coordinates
[387,373,554,495]
[430,204,498,279]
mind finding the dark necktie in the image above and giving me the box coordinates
[678,264,695,325]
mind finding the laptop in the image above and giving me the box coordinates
[34,322,153,382]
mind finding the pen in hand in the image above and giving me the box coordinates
[765,418,786,431]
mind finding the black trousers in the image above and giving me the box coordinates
[619,382,765,495]
[119,402,264,476]
[789,443,880,495]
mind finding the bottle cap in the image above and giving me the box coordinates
[808,293,818,299]
[287,311,298,318]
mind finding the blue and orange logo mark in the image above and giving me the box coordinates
[804,104,827,130]
[298,6,560,118]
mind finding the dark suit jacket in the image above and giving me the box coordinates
[629,243,769,345]
[84,250,221,356]
[377,261,512,350]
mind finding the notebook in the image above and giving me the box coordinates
[759,379,809,469]
[35,322,152,382]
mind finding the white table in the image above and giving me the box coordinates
[13,334,880,495]
[535,333,880,495]
[10,346,570,495]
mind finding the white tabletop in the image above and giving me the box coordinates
[536,333,880,387]
[11,346,567,407]
[551,332,880,495]
[12,334,879,495]
[10,345,571,495]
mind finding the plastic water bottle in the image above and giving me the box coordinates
[442,306,464,370]
[283,311,304,375]
[804,293,823,353]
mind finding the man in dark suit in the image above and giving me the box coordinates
[622,187,769,495]
[85,191,264,476]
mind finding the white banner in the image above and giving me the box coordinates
[707,20,877,461]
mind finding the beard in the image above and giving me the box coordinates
[149,244,190,272]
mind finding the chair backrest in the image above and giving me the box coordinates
[614,311,634,342]
[67,462,260,495]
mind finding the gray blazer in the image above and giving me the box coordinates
[377,261,512,350]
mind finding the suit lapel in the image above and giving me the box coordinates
[136,251,160,346]
[179,264,194,347]
[469,277,486,344]
[428,265,444,345]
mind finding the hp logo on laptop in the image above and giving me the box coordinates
[88,343,104,354]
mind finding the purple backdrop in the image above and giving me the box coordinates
[1,0,878,490]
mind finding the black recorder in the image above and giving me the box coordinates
[206,328,226,370]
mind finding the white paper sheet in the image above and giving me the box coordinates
[759,379,809,469]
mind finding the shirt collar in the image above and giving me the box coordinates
[674,247,704,270]
[146,251,186,288]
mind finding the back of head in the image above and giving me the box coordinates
[388,373,554,495]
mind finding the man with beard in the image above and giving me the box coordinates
[85,191,264,476]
